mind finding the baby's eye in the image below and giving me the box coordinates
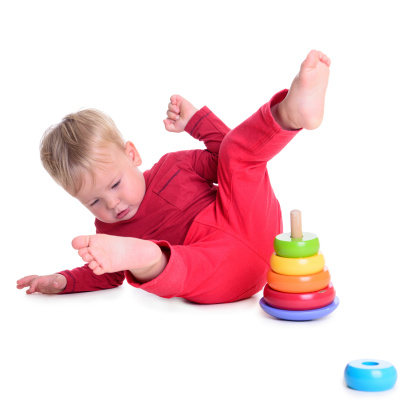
[90,199,99,207]
[112,180,121,189]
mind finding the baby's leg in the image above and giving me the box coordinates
[72,234,167,282]
[208,50,330,260]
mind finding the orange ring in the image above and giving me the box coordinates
[267,266,331,293]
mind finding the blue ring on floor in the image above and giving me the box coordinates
[344,359,397,391]
[259,296,339,321]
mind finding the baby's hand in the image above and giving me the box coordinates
[163,95,198,133]
[16,274,67,294]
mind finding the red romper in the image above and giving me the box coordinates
[59,90,299,303]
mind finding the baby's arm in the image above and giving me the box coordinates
[17,265,126,294]
[164,95,230,183]
[163,95,229,151]
[16,274,67,294]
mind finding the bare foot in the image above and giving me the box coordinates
[163,95,198,133]
[72,234,164,279]
[273,50,331,130]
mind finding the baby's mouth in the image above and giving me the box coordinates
[116,207,130,219]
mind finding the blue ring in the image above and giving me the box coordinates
[344,359,397,391]
[259,296,339,321]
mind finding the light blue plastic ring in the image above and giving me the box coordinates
[344,359,397,391]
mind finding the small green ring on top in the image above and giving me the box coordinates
[274,232,320,258]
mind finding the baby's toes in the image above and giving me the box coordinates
[319,53,331,67]
[72,235,90,250]
[88,261,104,275]
[78,248,94,262]
[88,261,99,271]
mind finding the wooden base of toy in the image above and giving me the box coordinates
[267,266,331,293]
[270,251,325,275]
[263,282,336,310]
[259,296,339,321]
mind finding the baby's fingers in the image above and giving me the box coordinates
[166,109,180,121]
[26,278,41,294]
[169,94,183,106]
[163,118,178,133]
[16,275,38,289]
[168,102,180,115]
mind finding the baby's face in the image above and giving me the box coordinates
[74,142,146,223]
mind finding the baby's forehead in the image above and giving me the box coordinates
[83,144,127,171]
[92,142,126,161]
[86,159,122,183]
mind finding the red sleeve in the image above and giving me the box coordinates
[185,106,230,153]
[58,265,125,294]
[184,106,231,183]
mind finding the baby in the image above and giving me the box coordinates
[17,50,330,304]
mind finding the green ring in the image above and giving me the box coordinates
[274,232,320,258]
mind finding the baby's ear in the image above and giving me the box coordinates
[125,141,142,166]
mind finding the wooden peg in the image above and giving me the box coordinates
[290,210,303,238]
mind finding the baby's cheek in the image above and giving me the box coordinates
[92,206,110,223]
[130,188,145,206]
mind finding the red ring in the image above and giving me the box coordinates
[263,282,336,311]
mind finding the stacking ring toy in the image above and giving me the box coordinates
[344,359,397,391]
[259,296,339,321]
[267,266,330,293]
[274,232,320,258]
[263,282,336,310]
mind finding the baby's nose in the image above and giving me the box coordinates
[107,197,120,209]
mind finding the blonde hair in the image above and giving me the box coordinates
[40,109,125,195]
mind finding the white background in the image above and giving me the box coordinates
[1,0,413,413]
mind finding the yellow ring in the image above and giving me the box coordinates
[270,251,325,275]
